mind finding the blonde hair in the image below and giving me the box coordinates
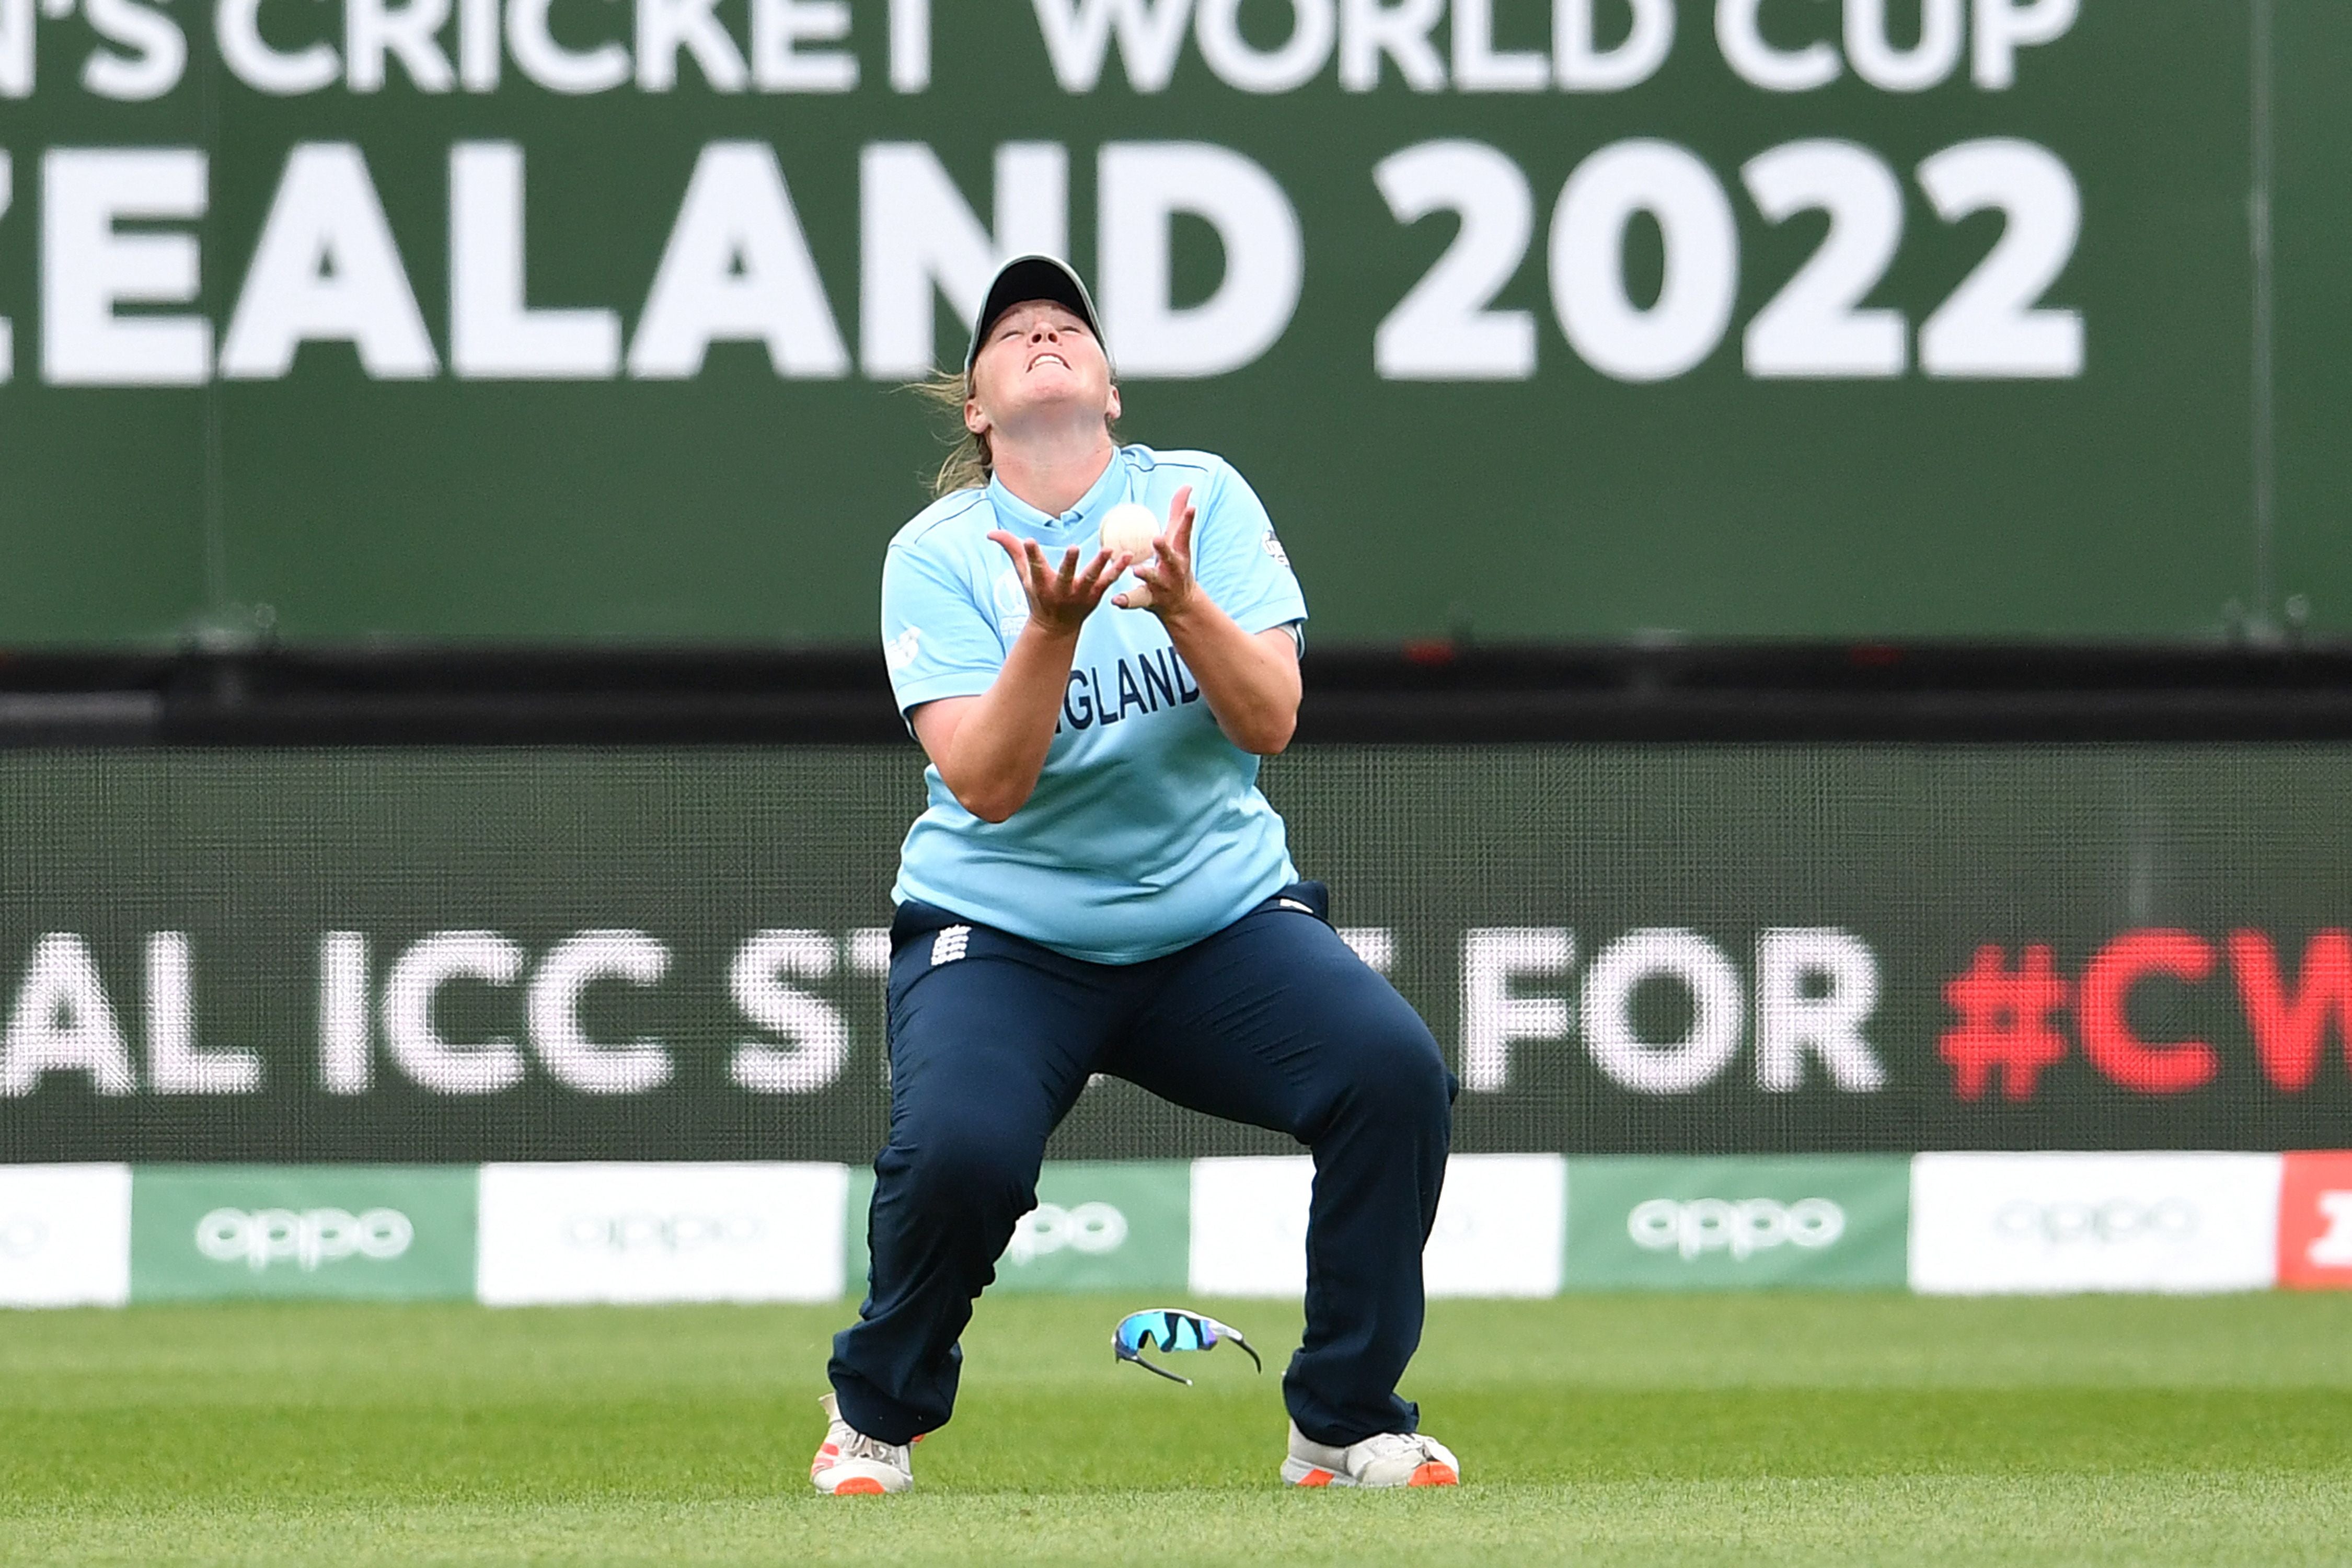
[912,362,1122,500]
[913,371,991,498]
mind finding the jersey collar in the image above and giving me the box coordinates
[986,447,1129,538]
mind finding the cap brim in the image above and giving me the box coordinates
[965,256,1105,372]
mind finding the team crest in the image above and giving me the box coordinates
[885,626,922,673]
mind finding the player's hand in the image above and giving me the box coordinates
[989,531,1128,637]
[1114,487,1198,618]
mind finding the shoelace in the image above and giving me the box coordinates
[1352,1432,1439,1465]
[833,1425,908,1467]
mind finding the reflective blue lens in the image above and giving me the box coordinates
[1116,1309,1205,1354]
[1112,1308,1260,1381]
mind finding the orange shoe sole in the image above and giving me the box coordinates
[1407,1461,1459,1486]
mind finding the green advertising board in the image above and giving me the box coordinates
[844,1167,873,1299]
[1562,1155,1908,1289]
[2,2,2347,647]
[989,1160,1190,1295]
[844,1160,1188,1299]
[129,1163,478,1299]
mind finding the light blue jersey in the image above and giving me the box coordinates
[881,445,1308,965]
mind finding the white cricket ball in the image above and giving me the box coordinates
[1098,502,1161,561]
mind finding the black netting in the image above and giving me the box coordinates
[1,744,2345,1165]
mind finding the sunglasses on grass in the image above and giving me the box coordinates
[1112,1308,1262,1386]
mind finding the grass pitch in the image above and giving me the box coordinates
[2,1293,2348,1565]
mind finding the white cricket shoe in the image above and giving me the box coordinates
[810,1392,914,1495]
[1281,1421,1461,1488]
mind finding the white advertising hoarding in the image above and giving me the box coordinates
[477,1162,848,1305]
[0,1164,132,1308]
[1185,1154,1567,1299]
[1908,1153,2282,1296]
[1187,1156,1312,1298]
[1424,1155,1567,1298]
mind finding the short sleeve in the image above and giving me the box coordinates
[882,536,1006,715]
[1191,461,1308,638]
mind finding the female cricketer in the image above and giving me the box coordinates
[811,255,1459,1495]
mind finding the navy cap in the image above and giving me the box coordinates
[964,255,1106,374]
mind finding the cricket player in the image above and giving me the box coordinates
[812,256,1459,1495]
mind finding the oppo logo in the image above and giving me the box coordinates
[1994,1198,2197,1245]
[563,1213,763,1253]
[1005,1202,1128,1265]
[0,1216,48,1258]
[195,1207,414,1272]
[1628,1197,1846,1261]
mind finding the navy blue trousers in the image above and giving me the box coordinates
[828,882,1454,1448]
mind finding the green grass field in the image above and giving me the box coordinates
[3,1293,2349,1565]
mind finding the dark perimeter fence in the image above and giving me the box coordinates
[4,644,2351,1167]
